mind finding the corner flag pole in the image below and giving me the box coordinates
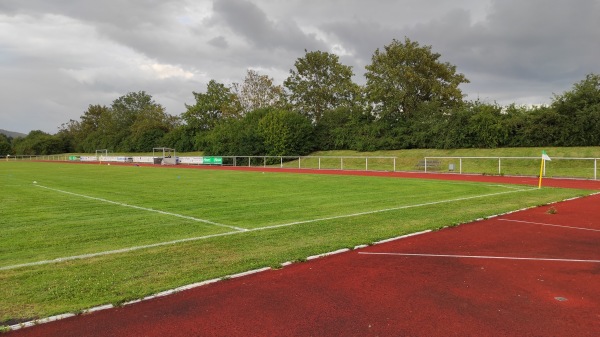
[538,151,551,188]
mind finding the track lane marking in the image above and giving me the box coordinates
[498,219,600,232]
[358,252,600,263]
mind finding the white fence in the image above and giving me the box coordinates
[4,154,598,180]
[217,156,398,172]
[423,156,598,180]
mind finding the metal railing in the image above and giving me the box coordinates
[424,156,598,180]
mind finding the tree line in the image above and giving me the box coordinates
[4,37,600,156]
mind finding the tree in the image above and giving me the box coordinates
[258,109,314,156]
[12,130,65,155]
[0,134,12,155]
[551,73,600,146]
[232,69,286,114]
[284,50,360,123]
[365,37,469,124]
[183,80,241,131]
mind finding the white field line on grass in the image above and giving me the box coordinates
[1,187,536,271]
[358,252,600,264]
[498,219,600,232]
[34,184,248,232]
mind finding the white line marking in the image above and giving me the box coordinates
[499,219,600,232]
[373,230,432,244]
[0,230,241,271]
[34,184,247,232]
[251,188,536,231]
[358,252,600,263]
[2,187,535,271]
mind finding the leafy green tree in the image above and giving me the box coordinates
[12,130,65,155]
[284,50,360,123]
[0,134,12,155]
[258,109,314,156]
[183,80,241,132]
[201,109,268,156]
[233,69,287,114]
[365,37,469,124]
[161,125,196,152]
[552,73,600,145]
[315,106,374,151]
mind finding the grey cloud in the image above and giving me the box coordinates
[208,35,229,48]
[212,0,326,52]
[1,0,599,133]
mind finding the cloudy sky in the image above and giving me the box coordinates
[1,0,599,134]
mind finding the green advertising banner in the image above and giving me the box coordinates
[201,157,223,165]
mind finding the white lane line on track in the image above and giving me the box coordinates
[2,187,535,271]
[358,252,600,263]
[34,184,248,232]
[498,219,600,232]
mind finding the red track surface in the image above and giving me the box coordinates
[7,165,600,336]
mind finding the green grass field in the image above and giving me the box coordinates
[0,161,593,325]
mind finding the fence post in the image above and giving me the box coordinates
[459,158,462,174]
[318,157,321,170]
[595,159,597,180]
[298,157,301,169]
[424,157,428,173]
[366,157,368,171]
[498,158,501,175]
[393,158,396,172]
[341,158,343,170]
[264,157,266,167]
[280,157,283,168]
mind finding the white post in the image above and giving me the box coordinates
[543,160,546,176]
[424,158,428,173]
[366,157,368,171]
[498,158,501,175]
[280,157,283,168]
[341,158,344,170]
[595,159,597,180]
[264,157,266,167]
[298,157,301,169]
[393,158,396,172]
[460,158,462,174]
[318,157,321,170]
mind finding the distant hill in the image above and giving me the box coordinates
[0,129,27,138]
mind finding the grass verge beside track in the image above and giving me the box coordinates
[0,162,593,325]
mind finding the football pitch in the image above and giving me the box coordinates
[0,162,592,324]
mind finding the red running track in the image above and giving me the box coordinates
[47,160,600,190]
[8,190,600,336]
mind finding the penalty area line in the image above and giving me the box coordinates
[2,186,536,271]
[34,184,247,232]
[0,230,242,271]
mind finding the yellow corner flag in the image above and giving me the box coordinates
[538,151,551,188]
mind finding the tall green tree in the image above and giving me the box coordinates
[232,69,287,114]
[551,73,600,145]
[258,109,314,156]
[365,37,469,124]
[284,50,360,123]
[12,130,65,155]
[183,80,241,131]
[0,134,12,155]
